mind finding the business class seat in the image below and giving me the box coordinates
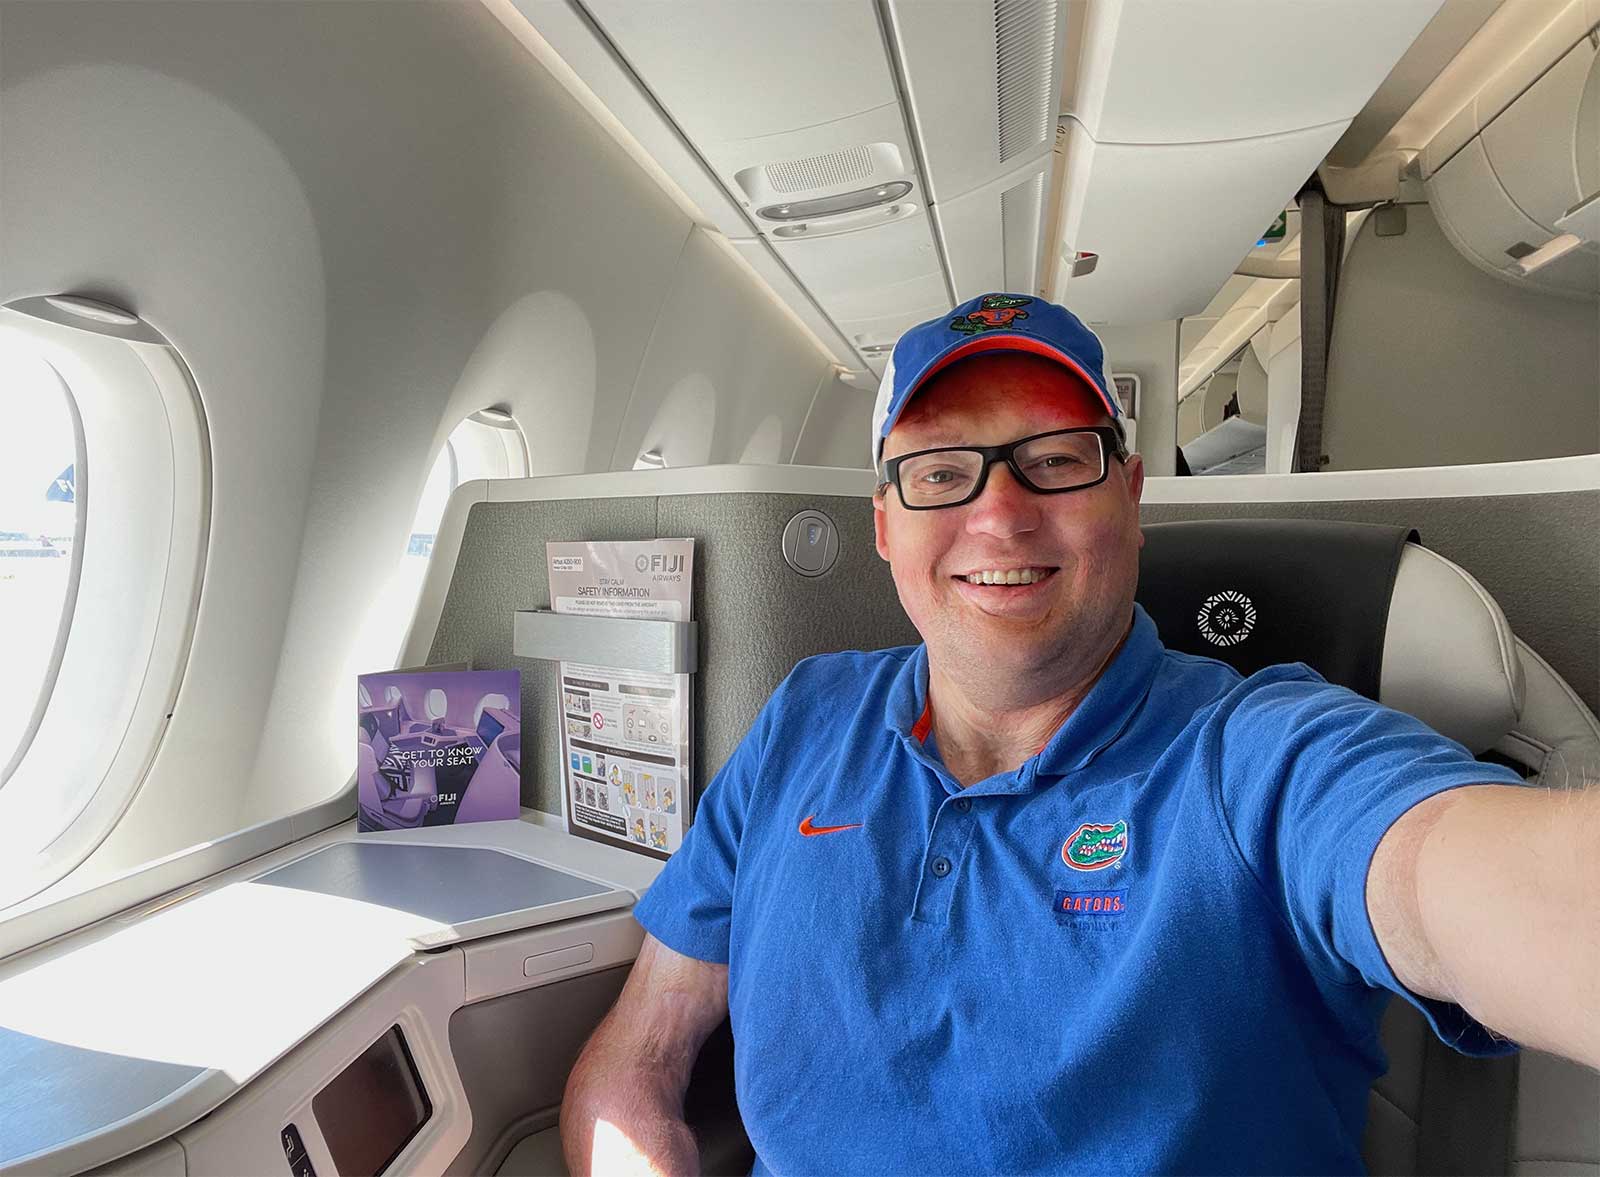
[1137,520,1600,1176]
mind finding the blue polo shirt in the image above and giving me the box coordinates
[633,606,1524,1174]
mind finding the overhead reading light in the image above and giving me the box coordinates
[757,180,913,222]
[857,343,894,355]
[633,448,668,470]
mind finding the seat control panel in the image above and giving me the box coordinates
[281,1123,316,1175]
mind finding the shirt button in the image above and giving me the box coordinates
[954,797,971,813]
[931,856,952,878]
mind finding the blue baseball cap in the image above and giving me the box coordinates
[870,292,1120,468]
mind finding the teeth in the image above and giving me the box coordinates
[964,568,1049,586]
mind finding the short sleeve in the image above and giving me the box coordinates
[630,680,781,965]
[1211,667,1526,1055]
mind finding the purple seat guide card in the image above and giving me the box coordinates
[356,668,522,833]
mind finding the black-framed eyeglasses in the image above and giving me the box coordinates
[878,426,1129,511]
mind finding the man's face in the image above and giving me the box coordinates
[873,353,1145,699]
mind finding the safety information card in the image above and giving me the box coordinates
[546,539,694,859]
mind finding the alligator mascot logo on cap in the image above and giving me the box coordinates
[951,293,1032,335]
[1062,820,1129,871]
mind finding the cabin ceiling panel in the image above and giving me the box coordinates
[772,213,948,341]
[936,161,1053,303]
[532,0,1072,372]
[581,0,917,230]
[500,0,755,239]
[572,0,955,367]
[1053,120,1348,324]
[833,294,951,350]
[1069,0,1448,144]
[885,0,1065,204]
[726,240,863,366]
[582,0,895,146]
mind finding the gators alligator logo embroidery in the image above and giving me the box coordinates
[950,293,1032,335]
[1062,820,1129,871]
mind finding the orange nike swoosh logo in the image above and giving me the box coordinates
[798,814,862,837]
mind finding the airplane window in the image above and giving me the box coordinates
[345,410,533,674]
[404,412,528,569]
[385,685,403,706]
[0,342,82,783]
[358,681,373,708]
[474,692,511,725]
[424,688,448,721]
[405,440,456,564]
[0,296,209,908]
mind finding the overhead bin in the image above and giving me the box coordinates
[1050,0,1445,323]
[1070,0,1452,145]
[1053,124,1340,324]
[1423,14,1600,298]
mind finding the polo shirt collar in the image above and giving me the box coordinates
[884,605,1164,789]
[1035,604,1162,777]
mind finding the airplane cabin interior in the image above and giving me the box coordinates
[0,1,1597,1174]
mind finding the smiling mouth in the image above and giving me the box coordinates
[955,566,1057,586]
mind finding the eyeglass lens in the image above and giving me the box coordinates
[895,432,1106,507]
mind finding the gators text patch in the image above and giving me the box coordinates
[1053,889,1128,930]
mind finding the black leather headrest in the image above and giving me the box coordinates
[1135,519,1416,700]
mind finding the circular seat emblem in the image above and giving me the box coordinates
[1197,591,1257,647]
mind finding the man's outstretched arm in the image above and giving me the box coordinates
[562,934,730,1176]
[1369,783,1600,1067]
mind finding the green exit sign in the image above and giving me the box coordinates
[1257,211,1287,247]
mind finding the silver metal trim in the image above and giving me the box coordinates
[513,611,698,674]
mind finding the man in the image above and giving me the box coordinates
[563,293,1598,1174]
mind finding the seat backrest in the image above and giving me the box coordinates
[1139,518,1599,1174]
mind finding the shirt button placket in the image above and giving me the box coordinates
[911,797,973,924]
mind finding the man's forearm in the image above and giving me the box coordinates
[562,1010,703,1176]
[1415,783,1600,1067]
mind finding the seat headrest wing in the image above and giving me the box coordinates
[1381,545,1523,752]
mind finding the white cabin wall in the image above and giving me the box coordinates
[1,1,832,881]
[792,376,876,469]
[610,229,833,471]
[1,10,331,864]
[1095,321,1180,476]
[1324,206,1599,471]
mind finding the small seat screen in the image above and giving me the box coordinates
[312,1026,431,1175]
